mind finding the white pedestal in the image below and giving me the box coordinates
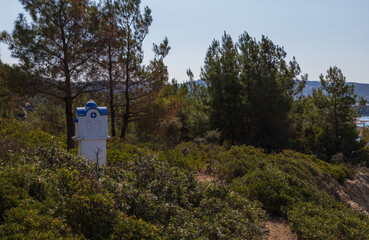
[75,137,109,166]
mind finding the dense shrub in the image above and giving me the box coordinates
[0,118,61,161]
[103,155,266,239]
[232,166,300,214]
[272,150,352,184]
[111,214,161,240]
[191,144,369,239]
[107,138,155,167]
[0,124,267,239]
[288,199,369,240]
[0,199,83,240]
[160,143,367,238]
[210,145,266,182]
[163,141,226,172]
[1,119,367,239]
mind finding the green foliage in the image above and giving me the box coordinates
[232,165,302,214]
[133,81,184,145]
[177,73,210,142]
[0,146,87,239]
[361,127,369,144]
[106,138,156,166]
[211,145,267,182]
[0,60,29,119]
[163,142,226,172]
[104,154,266,239]
[140,78,213,145]
[0,199,82,240]
[190,144,368,238]
[202,32,303,150]
[358,145,369,167]
[270,150,352,184]
[294,67,362,161]
[0,123,267,239]
[107,0,170,140]
[288,200,369,240]
[2,0,103,149]
[27,97,66,136]
[0,118,61,160]
[1,117,368,239]
[111,214,161,240]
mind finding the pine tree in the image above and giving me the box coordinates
[317,66,361,161]
[1,0,102,149]
[202,32,302,150]
[112,0,170,140]
[95,0,122,137]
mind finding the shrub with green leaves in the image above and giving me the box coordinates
[287,199,369,240]
[210,145,267,182]
[0,123,267,239]
[0,118,62,161]
[163,141,226,172]
[197,144,369,239]
[107,138,156,167]
[232,166,299,214]
[104,155,266,239]
[2,119,367,239]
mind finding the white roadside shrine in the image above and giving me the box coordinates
[73,100,110,166]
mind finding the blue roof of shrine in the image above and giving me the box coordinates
[76,100,108,116]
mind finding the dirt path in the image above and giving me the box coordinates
[195,173,217,183]
[196,174,297,240]
[263,215,297,240]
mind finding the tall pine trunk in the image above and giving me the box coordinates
[120,83,130,139]
[65,97,75,150]
[108,44,116,137]
[64,73,75,150]
[120,43,130,140]
[109,79,116,137]
[62,26,75,150]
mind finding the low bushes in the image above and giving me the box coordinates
[0,127,267,239]
[288,200,369,240]
[164,143,369,239]
[193,145,369,239]
[1,119,368,239]
[104,155,266,239]
[163,141,226,172]
[0,118,60,161]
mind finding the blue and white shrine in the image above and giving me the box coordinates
[73,100,110,166]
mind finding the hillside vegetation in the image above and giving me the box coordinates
[1,118,369,239]
[1,0,369,239]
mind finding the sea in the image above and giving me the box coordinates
[357,116,369,128]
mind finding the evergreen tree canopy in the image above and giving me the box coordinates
[315,66,360,161]
[201,32,302,150]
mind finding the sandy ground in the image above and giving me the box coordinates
[264,215,297,240]
[195,173,218,183]
[334,168,369,216]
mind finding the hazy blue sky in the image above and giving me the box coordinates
[1,0,368,83]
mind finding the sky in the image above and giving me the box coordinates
[1,0,368,83]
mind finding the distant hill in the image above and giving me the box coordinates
[187,80,369,100]
[304,81,369,100]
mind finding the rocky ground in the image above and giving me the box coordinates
[335,167,369,216]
